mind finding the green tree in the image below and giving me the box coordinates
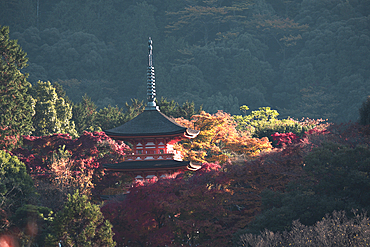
[30,80,78,137]
[121,98,145,123]
[0,26,35,150]
[94,99,145,130]
[47,190,115,247]
[234,105,313,145]
[0,1,36,31]
[11,204,53,247]
[0,150,34,232]
[203,92,240,115]
[72,94,99,135]
[157,97,179,116]
[234,105,280,130]
[177,100,202,120]
[94,106,125,131]
[245,13,308,60]
[157,97,201,119]
[166,0,251,45]
[359,95,370,125]
[275,11,370,122]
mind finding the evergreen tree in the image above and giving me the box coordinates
[47,190,115,247]
[121,98,145,123]
[0,150,35,232]
[94,99,145,130]
[157,97,201,119]
[157,97,179,117]
[94,105,125,131]
[359,96,370,125]
[11,204,53,246]
[0,26,35,150]
[53,81,73,106]
[30,81,78,137]
[178,100,201,120]
[72,94,99,135]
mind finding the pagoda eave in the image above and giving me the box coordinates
[106,132,193,141]
[103,160,201,173]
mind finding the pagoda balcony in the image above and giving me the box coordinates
[124,152,183,161]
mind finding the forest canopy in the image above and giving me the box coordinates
[1,0,369,122]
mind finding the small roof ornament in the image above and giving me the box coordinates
[146,37,159,110]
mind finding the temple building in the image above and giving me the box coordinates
[103,38,200,179]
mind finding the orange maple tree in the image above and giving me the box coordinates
[174,111,272,163]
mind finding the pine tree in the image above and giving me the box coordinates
[0,26,35,150]
[72,94,98,135]
[47,190,116,247]
[31,80,78,137]
[0,150,35,232]
[359,96,370,125]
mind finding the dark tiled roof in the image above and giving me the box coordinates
[104,109,199,137]
[103,160,201,171]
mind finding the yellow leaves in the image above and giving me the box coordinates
[225,135,272,158]
[175,111,272,163]
[48,155,94,197]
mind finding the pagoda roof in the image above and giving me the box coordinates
[104,109,199,138]
[103,159,201,172]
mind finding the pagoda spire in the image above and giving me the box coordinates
[146,37,159,110]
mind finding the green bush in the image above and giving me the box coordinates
[0,150,34,214]
[252,119,310,143]
[234,106,312,146]
[46,190,115,247]
[0,150,35,234]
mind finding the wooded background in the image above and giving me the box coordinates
[1,0,369,122]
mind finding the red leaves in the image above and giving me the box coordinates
[102,163,235,246]
[101,118,339,246]
[271,132,300,146]
[11,131,129,174]
[271,126,332,148]
[101,152,307,246]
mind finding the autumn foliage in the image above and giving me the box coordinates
[10,131,130,211]
[100,112,351,246]
[11,131,128,174]
[101,143,307,246]
[174,111,272,163]
[4,106,369,246]
[101,121,319,246]
[271,132,300,146]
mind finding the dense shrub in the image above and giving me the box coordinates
[238,210,370,247]
[233,106,327,147]
[46,190,115,247]
[237,139,370,238]
[0,151,34,216]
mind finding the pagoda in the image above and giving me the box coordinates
[103,38,200,179]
